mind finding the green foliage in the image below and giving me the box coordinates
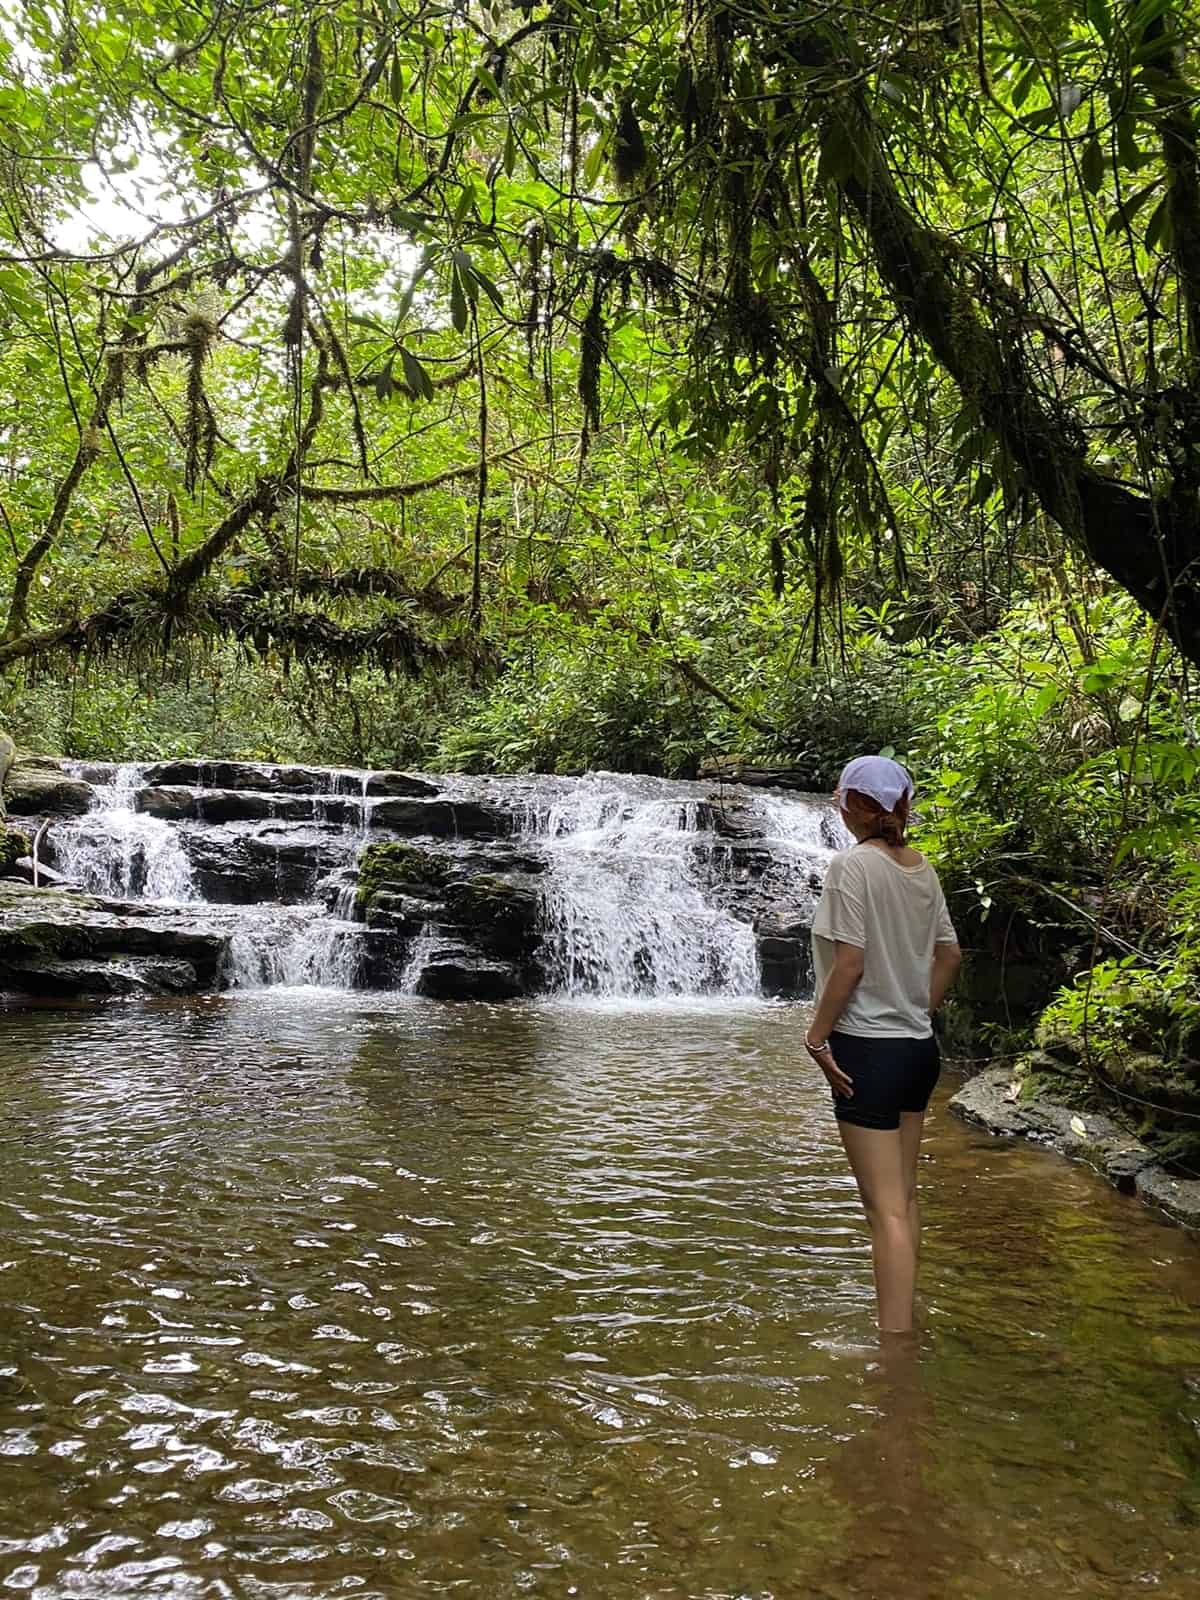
[437,643,711,777]
[761,645,939,789]
[0,824,29,870]
[1040,956,1200,1073]
[914,588,1190,906]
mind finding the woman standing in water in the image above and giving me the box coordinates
[805,756,961,1334]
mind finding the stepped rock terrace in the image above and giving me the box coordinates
[0,756,840,1003]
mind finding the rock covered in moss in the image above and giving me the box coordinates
[0,824,30,873]
[442,872,540,959]
[356,841,449,916]
[3,755,93,817]
[0,733,14,811]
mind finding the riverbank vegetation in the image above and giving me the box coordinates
[1,0,1198,1159]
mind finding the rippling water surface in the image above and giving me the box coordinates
[1,993,1198,1598]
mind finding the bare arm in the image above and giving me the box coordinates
[931,941,962,1015]
[805,940,865,1098]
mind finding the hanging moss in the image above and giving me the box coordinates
[612,98,647,188]
[182,312,219,496]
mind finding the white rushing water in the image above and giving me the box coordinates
[53,763,364,989]
[397,922,441,996]
[528,778,763,999]
[221,909,362,990]
[46,763,836,1000]
[54,764,197,902]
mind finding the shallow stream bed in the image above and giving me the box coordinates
[1,994,1198,1597]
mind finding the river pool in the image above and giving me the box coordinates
[1,993,1198,1597]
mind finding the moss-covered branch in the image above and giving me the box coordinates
[828,89,1200,663]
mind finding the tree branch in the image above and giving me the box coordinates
[828,88,1200,663]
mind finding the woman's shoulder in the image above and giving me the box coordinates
[851,841,933,872]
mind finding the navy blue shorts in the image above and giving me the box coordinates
[827,1032,940,1130]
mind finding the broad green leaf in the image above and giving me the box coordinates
[1080,137,1105,195]
[1105,180,1161,235]
[399,347,435,401]
[449,265,468,334]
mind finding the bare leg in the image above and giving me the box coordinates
[899,1111,925,1263]
[837,1122,917,1333]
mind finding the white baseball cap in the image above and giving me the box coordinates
[836,754,913,813]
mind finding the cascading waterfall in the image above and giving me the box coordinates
[221,909,362,990]
[397,923,441,996]
[53,763,363,989]
[55,764,196,902]
[31,760,836,1001]
[527,778,762,998]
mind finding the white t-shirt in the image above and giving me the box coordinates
[810,844,958,1038]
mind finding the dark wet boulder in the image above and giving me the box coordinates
[182,824,351,904]
[364,771,439,798]
[0,954,200,998]
[415,952,526,1002]
[135,785,198,821]
[0,884,228,996]
[363,891,436,933]
[708,800,764,840]
[142,759,312,793]
[140,759,437,800]
[442,872,541,960]
[72,760,120,786]
[3,758,93,817]
[193,789,275,823]
[755,911,813,999]
[369,796,511,838]
[357,928,415,987]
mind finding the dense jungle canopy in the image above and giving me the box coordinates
[2,0,1200,673]
[1,0,1199,1148]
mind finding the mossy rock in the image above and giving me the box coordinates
[1033,1021,1084,1067]
[0,732,15,805]
[0,824,29,872]
[4,758,93,817]
[356,841,449,916]
[442,872,540,959]
[1104,1049,1200,1116]
[0,918,73,963]
[443,872,538,931]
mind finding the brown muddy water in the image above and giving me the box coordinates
[0,993,1198,1598]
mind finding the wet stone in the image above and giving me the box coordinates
[364,892,433,933]
[415,953,527,1002]
[3,762,94,817]
[194,790,275,824]
[1135,1167,1200,1229]
[442,873,541,960]
[0,954,201,997]
[369,797,511,838]
[136,786,198,821]
[364,771,439,798]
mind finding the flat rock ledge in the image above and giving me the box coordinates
[949,1065,1200,1231]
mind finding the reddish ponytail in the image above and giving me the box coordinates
[877,807,906,846]
[845,786,909,846]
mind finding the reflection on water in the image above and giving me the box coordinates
[0,992,1197,1598]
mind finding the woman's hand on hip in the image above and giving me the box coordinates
[805,1035,853,1098]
